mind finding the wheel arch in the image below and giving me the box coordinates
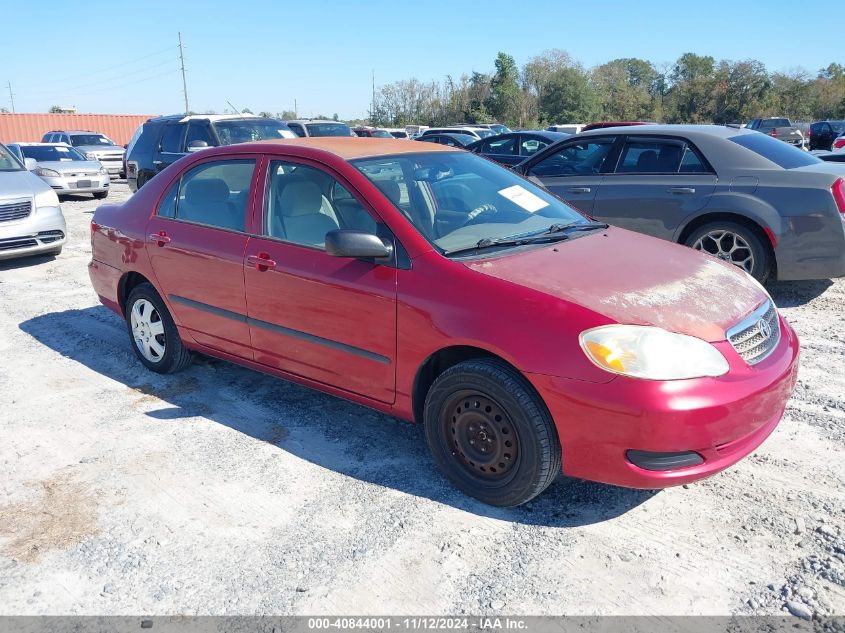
[411,345,544,426]
[117,271,156,316]
[676,210,778,279]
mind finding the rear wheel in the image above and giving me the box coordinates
[684,220,770,283]
[125,283,192,374]
[424,359,561,507]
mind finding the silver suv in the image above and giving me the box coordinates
[41,130,125,177]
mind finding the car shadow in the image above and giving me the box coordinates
[767,279,833,308]
[0,253,58,271]
[19,306,656,527]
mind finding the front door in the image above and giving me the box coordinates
[523,137,617,214]
[592,136,717,239]
[244,158,397,403]
[145,157,258,359]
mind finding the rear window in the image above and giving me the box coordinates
[759,118,790,128]
[728,133,821,169]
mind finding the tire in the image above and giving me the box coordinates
[125,282,193,374]
[49,247,63,257]
[684,220,770,283]
[93,191,109,200]
[424,359,561,507]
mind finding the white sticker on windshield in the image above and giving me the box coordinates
[497,184,549,212]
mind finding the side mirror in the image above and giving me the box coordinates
[24,158,37,171]
[187,140,209,152]
[325,230,392,259]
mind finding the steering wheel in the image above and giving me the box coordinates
[460,203,498,227]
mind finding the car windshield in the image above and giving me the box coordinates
[489,124,510,134]
[472,129,495,138]
[21,145,87,161]
[305,122,352,137]
[0,144,24,171]
[371,130,393,138]
[729,133,821,169]
[70,134,114,146]
[351,151,587,254]
[831,121,845,134]
[213,119,292,144]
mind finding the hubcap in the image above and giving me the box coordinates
[692,230,754,273]
[130,298,166,363]
[442,391,518,480]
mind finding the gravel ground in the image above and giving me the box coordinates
[0,182,843,616]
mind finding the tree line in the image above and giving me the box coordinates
[369,50,845,128]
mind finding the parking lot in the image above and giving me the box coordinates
[0,182,843,616]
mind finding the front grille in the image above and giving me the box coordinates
[727,300,781,365]
[0,200,32,223]
[0,237,37,251]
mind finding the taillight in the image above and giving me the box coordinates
[834,138,845,149]
[770,128,777,137]
[833,178,845,214]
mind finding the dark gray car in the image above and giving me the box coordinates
[516,124,845,282]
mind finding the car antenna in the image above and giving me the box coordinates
[226,100,242,114]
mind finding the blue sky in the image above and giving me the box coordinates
[4,0,842,118]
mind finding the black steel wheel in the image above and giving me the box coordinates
[424,358,561,507]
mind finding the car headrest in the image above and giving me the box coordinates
[279,180,323,217]
[185,178,230,204]
[636,150,658,171]
[379,180,401,203]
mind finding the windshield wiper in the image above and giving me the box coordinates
[444,221,608,256]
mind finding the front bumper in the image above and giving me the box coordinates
[0,205,67,260]
[43,174,109,194]
[528,317,799,489]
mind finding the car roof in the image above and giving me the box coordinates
[147,114,265,124]
[575,123,756,139]
[287,119,346,125]
[248,137,460,159]
[9,142,69,146]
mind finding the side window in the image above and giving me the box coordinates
[265,161,377,247]
[616,140,685,174]
[157,180,179,218]
[176,160,255,231]
[184,122,215,151]
[288,123,305,137]
[679,146,709,173]
[528,139,615,177]
[483,136,517,155]
[520,137,549,156]
[159,124,186,153]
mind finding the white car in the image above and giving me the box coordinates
[8,142,110,200]
[420,126,496,140]
[0,143,67,260]
[832,132,845,154]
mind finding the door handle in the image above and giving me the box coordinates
[667,187,696,195]
[247,253,277,271]
[568,187,591,194]
[148,231,171,246]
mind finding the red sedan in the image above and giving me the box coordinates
[88,138,799,506]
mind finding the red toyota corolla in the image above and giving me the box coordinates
[88,138,799,506]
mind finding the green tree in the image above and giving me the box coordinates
[487,52,520,124]
[541,66,596,123]
[666,53,716,122]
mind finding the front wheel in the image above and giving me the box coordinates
[125,283,193,373]
[424,359,561,507]
[93,191,108,200]
[684,221,770,283]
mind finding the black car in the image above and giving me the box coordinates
[415,133,476,148]
[466,131,570,166]
[808,120,845,151]
[125,115,294,191]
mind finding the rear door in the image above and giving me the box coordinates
[592,136,717,239]
[145,157,259,359]
[522,136,617,214]
[154,123,187,174]
[243,157,397,403]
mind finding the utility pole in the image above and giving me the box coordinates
[178,32,189,114]
[294,99,297,117]
[6,81,14,113]
[371,69,375,122]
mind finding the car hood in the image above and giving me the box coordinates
[464,226,768,342]
[0,169,52,200]
[33,160,104,173]
[74,145,124,154]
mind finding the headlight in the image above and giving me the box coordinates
[98,165,108,175]
[34,188,60,208]
[85,152,97,160]
[35,166,60,177]
[579,325,729,380]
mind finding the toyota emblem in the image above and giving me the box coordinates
[758,318,772,340]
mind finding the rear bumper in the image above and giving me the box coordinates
[88,258,123,315]
[0,206,67,260]
[775,214,845,280]
[528,317,800,489]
